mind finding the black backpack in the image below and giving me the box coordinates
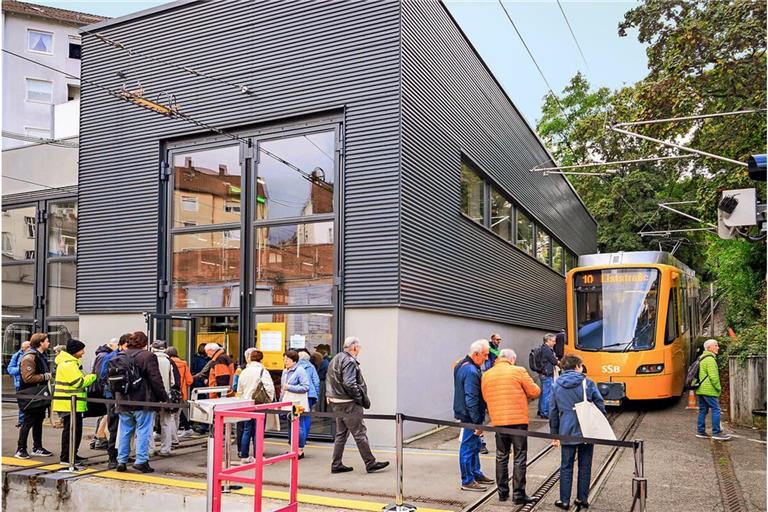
[529,346,544,373]
[107,351,143,396]
[90,353,109,397]
[684,353,714,390]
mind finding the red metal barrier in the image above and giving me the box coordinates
[211,402,300,512]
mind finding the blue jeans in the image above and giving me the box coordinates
[539,376,553,417]
[697,395,722,434]
[118,410,155,465]
[287,397,317,449]
[239,419,265,458]
[459,428,486,485]
[560,444,594,503]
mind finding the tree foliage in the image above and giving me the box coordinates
[537,0,766,342]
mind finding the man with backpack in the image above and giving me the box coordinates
[90,340,117,450]
[531,334,559,419]
[693,339,731,441]
[100,334,130,469]
[109,331,169,473]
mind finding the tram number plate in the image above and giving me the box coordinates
[604,399,621,406]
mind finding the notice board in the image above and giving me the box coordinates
[257,322,286,370]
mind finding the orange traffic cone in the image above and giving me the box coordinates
[686,390,698,410]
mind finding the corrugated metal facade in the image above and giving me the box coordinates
[399,2,597,330]
[78,0,596,330]
[77,0,402,312]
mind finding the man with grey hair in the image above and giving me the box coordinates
[695,339,730,440]
[326,336,389,474]
[482,348,540,503]
[454,339,493,491]
[535,334,559,419]
[151,340,180,456]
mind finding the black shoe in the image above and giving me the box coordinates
[498,494,509,502]
[479,446,489,454]
[514,495,539,505]
[575,499,590,509]
[366,461,390,473]
[331,465,354,474]
[107,459,118,470]
[14,449,30,460]
[116,463,127,472]
[132,462,155,473]
[554,500,570,510]
[297,452,305,460]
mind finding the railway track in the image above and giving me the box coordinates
[462,410,638,512]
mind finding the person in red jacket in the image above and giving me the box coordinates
[205,343,234,396]
[481,348,541,504]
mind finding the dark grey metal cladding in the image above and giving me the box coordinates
[77,0,401,312]
[399,2,596,330]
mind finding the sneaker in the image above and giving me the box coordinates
[14,449,30,460]
[695,433,710,439]
[461,481,487,492]
[178,429,194,438]
[132,462,155,473]
[479,446,489,454]
[159,451,172,457]
[240,457,255,464]
[476,476,495,485]
[93,439,108,450]
[31,448,53,457]
[712,432,732,441]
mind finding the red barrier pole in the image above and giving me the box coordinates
[289,410,299,507]
[212,410,225,512]
[253,414,265,512]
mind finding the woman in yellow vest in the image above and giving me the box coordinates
[53,339,96,465]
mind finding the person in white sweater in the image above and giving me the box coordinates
[236,350,275,462]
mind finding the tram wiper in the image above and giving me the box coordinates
[601,341,633,350]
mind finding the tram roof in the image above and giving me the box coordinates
[578,251,695,277]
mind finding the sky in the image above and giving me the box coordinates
[36,0,649,124]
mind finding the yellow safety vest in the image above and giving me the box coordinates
[53,351,96,413]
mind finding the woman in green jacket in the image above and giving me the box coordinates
[53,339,97,465]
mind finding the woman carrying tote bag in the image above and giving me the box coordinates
[549,354,610,510]
[280,350,310,458]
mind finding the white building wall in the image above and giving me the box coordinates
[78,313,146,370]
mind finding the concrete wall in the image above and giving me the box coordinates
[78,313,146,369]
[347,307,546,445]
[729,356,767,427]
[2,141,78,194]
[2,12,81,149]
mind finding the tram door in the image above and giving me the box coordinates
[147,313,195,364]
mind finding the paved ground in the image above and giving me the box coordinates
[2,398,765,511]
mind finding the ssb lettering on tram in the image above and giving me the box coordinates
[601,365,621,374]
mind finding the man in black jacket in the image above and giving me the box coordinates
[536,334,559,419]
[114,332,169,474]
[325,336,389,474]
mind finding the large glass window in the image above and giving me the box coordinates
[552,240,564,274]
[255,222,334,307]
[573,268,660,352]
[565,252,578,272]
[47,261,76,317]
[490,187,512,241]
[536,227,551,265]
[2,206,36,262]
[515,210,534,255]
[171,230,241,309]
[2,264,35,318]
[257,132,335,220]
[173,146,241,228]
[460,161,485,224]
[48,201,77,256]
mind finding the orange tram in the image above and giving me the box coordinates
[564,251,701,405]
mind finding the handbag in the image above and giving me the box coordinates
[574,379,616,441]
[282,390,309,412]
[83,388,108,418]
[18,382,52,412]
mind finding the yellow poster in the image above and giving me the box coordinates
[256,322,286,370]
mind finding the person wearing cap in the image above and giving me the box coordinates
[52,339,97,466]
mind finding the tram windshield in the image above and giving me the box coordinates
[573,268,660,352]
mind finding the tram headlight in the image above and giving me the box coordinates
[636,364,664,374]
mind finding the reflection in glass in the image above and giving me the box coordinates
[2,264,35,318]
[460,162,484,224]
[536,228,550,265]
[552,241,563,273]
[1,321,35,369]
[172,231,241,309]
[191,316,239,363]
[2,206,37,262]
[254,311,333,435]
[565,252,578,272]
[515,210,534,255]
[490,187,512,241]
[48,201,77,256]
[47,321,79,348]
[47,261,76,317]
[173,146,241,228]
[255,222,334,307]
[257,132,335,220]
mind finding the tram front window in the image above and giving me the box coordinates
[573,268,660,352]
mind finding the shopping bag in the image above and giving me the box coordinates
[574,379,616,440]
[281,390,309,412]
[265,412,281,432]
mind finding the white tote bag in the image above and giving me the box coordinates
[281,390,309,412]
[574,379,616,441]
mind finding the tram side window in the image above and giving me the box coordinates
[664,290,679,344]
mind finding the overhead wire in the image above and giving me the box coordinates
[556,0,590,73]
[3,174,78,192]
[2,131,79,149]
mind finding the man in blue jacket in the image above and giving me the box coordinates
[7,341,30,427]
[549,355,606,510]
[453,339,494,492]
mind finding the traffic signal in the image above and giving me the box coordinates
[747,154,766,181]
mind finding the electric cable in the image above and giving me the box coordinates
[2,174,78,192]
[556,0,590,73]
